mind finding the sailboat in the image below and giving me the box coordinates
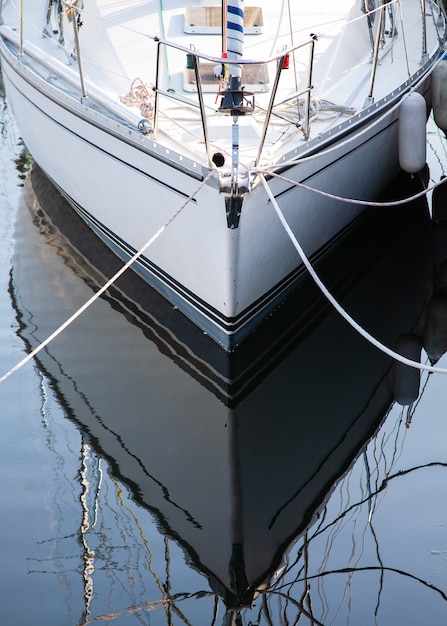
[0,0,445,349]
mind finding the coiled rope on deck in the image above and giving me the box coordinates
[259,173,447,375]
[0,171,215,385]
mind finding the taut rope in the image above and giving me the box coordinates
[0,171,215,384]
[259,173,447,375]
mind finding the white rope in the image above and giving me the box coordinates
[256,168,446,208]
[253,168,447,207]
[0,171,215,385]
[259,173,447,375]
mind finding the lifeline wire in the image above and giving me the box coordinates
[0,171,215,385]
[259,174,447,375]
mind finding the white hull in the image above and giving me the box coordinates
[0,0,444,347]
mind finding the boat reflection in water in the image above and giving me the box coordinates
[10,164,446,624]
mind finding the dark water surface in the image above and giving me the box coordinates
[3,80,447,625]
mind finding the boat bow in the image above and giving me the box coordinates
[0,0,445,347]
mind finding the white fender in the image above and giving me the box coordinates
[398,92,427,174]
[432,60,447,131]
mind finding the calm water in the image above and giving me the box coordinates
[3,79,447,626]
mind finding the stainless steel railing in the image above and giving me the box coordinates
[35,0,317,168]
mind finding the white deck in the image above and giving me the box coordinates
[1,0,442,169]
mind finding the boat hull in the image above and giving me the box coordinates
[0,39,433,348]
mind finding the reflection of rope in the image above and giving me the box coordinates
[0,171,216,384]
[259,173,447,375]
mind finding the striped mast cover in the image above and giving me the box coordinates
[225,0,244,80]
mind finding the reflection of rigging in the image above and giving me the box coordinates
[26,372,82,623]
[79,441,101,625]
[256,407,447,625]
[72,403,447,625]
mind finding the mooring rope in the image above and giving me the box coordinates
[259,174,447,375]
[0,171,215,385]
[256,168,446,207]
